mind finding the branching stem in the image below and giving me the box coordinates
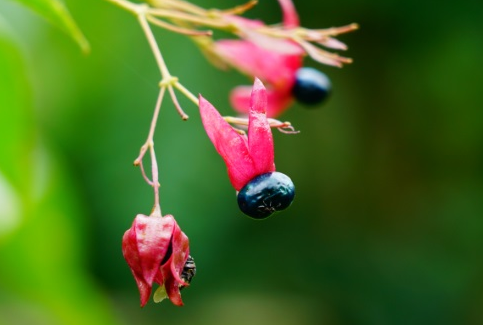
[134,87,166,213]
[107,0,355,214]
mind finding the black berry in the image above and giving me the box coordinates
[292,67,331,105]
[237,172,295,219]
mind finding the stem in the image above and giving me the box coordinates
[224,116,296,130]
[147,87,166,144]
[139,160,155,186]
[147,8,230,29]
[146,15,212,36]
[110,0,205,216]
[150,144,161,216]
[138,13,171,77]
[134,87,166,213]
[174,82,198,105]
[168,85,189,120]
[149,0,207,16]
[220,0,258,15]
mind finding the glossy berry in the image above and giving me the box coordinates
[292,67,331,105]
[237,172,295,219]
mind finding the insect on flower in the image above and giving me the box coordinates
[180,255,196,289]
[122,213,193,306]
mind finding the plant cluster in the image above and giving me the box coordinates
[108,0,357,307]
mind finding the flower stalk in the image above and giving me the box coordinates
[133,87,165,214]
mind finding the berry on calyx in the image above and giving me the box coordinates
[237,172,295,219]
[292,67,331,106]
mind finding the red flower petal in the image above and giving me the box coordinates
[238,29,303,56]
[200,80,277,190]
[199,95,255,191]
[170,220,190,286]
[223,14,265,29]
[162,219,190,306]
[136,215,174,285]
[161,266,183,306]
[122,225,153,307]
[134,277,152,307]
[230,85,294,118]
[122,214,175,307]
[214,40,301,89]
[277,0,300,28]
[248,79,275,175]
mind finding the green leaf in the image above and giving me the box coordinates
[0,21,35,201]
[11,0,90,53]
[0,144,121,325]
[0,21,118,325]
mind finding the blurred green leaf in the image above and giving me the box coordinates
[0,18,118,325]
[0,173,22,242]
[0,20,35,241]
[10,0,89,53]
[0,144,121,325]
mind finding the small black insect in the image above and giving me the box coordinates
[180,255,196,289]
[292,67,332,106]
[237,172,295,219]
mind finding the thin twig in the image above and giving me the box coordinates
[149,143,161,216]
[138,160,155,185]
[133,87,166,211]
[168,85,189,120]
[138,13,171,77]
[146,15,212,36]
[148,8,230,29]
[149,0,207,16]
[220,0,258,15]
[174,82,198,105]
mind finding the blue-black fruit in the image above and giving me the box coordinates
[237,172,295,219]
[292,67,331,105]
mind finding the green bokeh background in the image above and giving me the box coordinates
[1,0,483,324]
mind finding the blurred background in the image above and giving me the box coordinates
[1,0,483,324]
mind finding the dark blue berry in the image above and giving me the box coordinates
[237,172,295,219]
[292,67,331,106]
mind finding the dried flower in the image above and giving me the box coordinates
[122,213,192,306]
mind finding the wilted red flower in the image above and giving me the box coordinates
[122,213,192,307]
[199,78,295,219]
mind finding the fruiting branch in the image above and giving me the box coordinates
[107,0,356,212]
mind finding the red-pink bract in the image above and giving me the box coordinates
[199,78,275,191]
[214,0,302,117]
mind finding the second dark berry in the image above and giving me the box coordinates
[292,67,331,106]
